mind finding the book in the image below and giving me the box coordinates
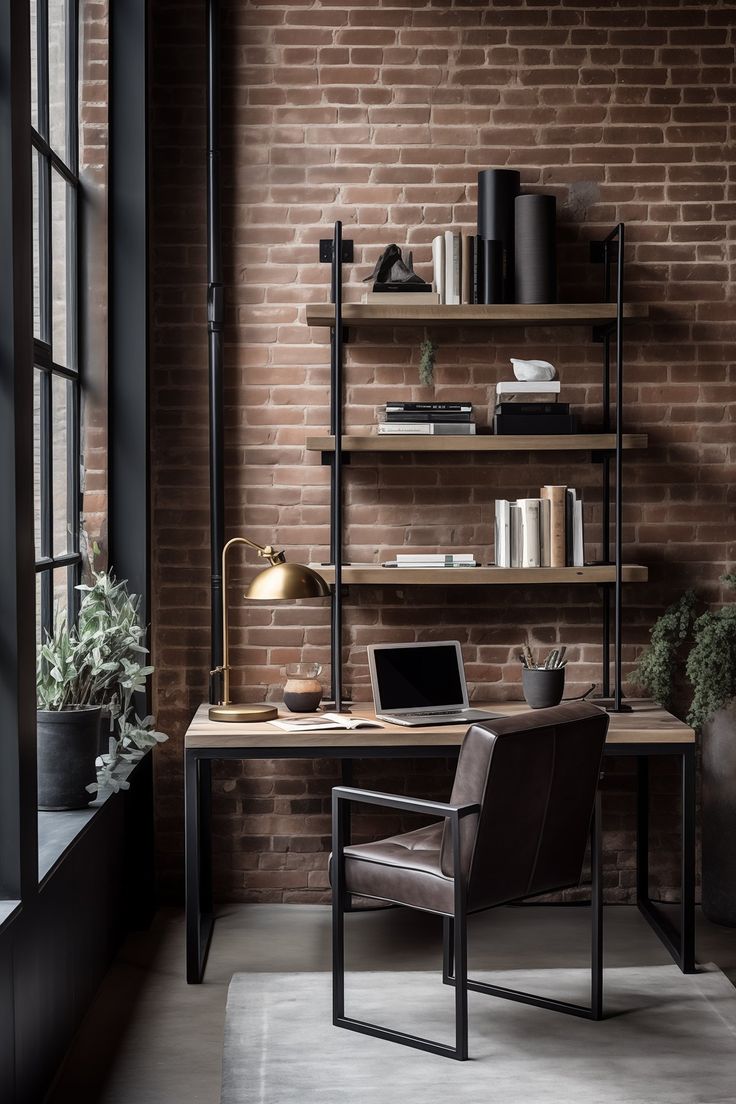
[384,411,474,424]
[395,553,476,563]
[462,235,475,305]
[385,402,473,412]
[573,496,585,568]
[494,413,576,435]
[496,381,561,396]
[432,235,445,303]
[517,498,542,568]
[510,504,522,568]
[377,422,477,435]
[444,231,461,306]
[542,485,567,568]
[270,713,385,733]
[381,561,479,569]
[540,496,551,566]
[494,499,511,568]
[495,402,569,416]
[365,291,440,304]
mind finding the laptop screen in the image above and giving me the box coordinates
[372,643,465,711]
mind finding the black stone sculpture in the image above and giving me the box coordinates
[363,244,432,293]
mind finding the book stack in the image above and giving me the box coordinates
[493,380,576,435]
[432,232,479,305]
[382,553,479,569]
[494,486,585,568]
[378,401,476,435]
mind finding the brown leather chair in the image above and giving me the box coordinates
[331,702,609,1060]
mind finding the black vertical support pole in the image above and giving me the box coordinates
[207,0,225,705]
[601,245,611,699]
[331,221,344,712]
[681,748,696,973]
[613,225,625,711]
[590,789,603,1019]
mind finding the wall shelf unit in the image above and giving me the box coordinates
[313,221,643,712]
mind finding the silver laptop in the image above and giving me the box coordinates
[367,641,503,727]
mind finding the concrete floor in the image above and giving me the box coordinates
[48,904,736,1104]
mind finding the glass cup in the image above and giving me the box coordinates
[283,663,323,713]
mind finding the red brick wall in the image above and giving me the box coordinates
[150,1,735,903]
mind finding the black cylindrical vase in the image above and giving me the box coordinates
[477,169,520,302]
[514,193,557,304]
[480,239,504,304]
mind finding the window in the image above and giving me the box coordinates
[31,0,82,641]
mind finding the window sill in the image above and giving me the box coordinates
[38,753,147,884]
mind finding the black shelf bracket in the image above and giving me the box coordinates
[320,238,354,264]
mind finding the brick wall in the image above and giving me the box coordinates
[150,1,735,903]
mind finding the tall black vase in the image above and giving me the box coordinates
[477,169,520,303]
[514,193,557,304]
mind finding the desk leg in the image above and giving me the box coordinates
[186,752,214,984]
[636,751,696,974]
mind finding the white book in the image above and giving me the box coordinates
[517,498,542,568]
[366,291,440,304]
[510,503,523,568]
[494,500,511,568]
[270,712,384,733]
[444,231,461,305]
[432,235,445,303]
[496,381,561,395]
[573,497,585,567]
[396,553,475,563]
[539,496,551,567]
[377,422,476,435]
[381,561,478,569]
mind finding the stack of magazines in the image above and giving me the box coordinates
[494,486,584,568]
[381,553,479,569]
[379,401,476,435]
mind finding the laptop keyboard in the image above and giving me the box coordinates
[406,710,464,717]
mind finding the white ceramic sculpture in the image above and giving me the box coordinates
[511,358,557,382]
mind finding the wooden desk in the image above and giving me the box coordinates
[185,700,695,983]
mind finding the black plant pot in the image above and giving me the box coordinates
[701,704,736,927]
[37,706,101,810]
[522,668,565,710]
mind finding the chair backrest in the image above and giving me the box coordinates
[441,702,609,913]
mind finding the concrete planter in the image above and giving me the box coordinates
[37,706,101,810]
[701,702,736,927]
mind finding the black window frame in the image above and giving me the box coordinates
[31,0,82,639]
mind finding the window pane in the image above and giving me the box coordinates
[30,0,38,131]
[52,566,68,630]
[32,151,42,338]
[51,169,69,366]
[48,0,68,161]
[34,370,43,557]
[36,573,44,647]
[52,375,73,555]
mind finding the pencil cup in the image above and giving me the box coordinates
[522,667,565,710]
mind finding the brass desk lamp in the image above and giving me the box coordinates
[209,536,330,722]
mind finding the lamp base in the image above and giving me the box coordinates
[208,703,278,723]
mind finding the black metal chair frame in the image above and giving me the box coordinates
[332,786,603,1062]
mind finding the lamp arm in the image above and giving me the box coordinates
[211,536,286,705]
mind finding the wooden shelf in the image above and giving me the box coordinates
[306,302,649,329]
[307,433,648,454]
[309,564,648,586]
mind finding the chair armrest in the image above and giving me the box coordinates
[332,785,479,821]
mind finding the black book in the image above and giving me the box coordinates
[493,412,577,435]
[384,410,474,424]
[385,402,472,412]
[495,402,570,416]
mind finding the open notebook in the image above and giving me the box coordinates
[270,713,384,733]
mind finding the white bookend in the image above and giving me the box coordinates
[494,500,511,568]
[444,231,461,305]
[432,235,445,304]
[510,503,522,568]
[517,498,542,568]
[573,497,585,567]
[539,496,551,567]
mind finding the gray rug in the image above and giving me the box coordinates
[221,966,736,1104]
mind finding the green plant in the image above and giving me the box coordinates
[633,575,736,730]
[37,571,168,792]
[419,338,437,386]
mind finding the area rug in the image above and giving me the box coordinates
[221,965,736,1104]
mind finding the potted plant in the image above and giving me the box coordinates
[633,574,736,926]
[37,572,167,809]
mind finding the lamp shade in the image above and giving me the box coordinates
[245,561,330,601]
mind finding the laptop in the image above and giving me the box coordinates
[367,641,504,727]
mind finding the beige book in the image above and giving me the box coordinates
[542,485,567,567]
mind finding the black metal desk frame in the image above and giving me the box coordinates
[186,735,696,985]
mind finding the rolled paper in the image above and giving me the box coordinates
[514,193,557,304]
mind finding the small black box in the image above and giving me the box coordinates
[493,412,577,435]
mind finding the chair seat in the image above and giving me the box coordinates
[344,822,455,915]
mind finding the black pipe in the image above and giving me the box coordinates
[614,223,626,711]
[207,0,225,705]
[331,221,344,712]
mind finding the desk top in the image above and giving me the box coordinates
[185,700,694,752]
